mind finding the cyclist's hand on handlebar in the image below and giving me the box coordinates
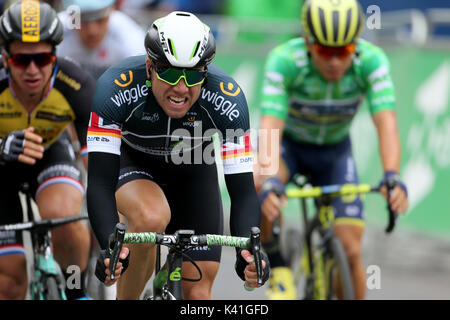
[235,249,270,288]
[259,177,287,222]
[380,184,408,214]
[261,192,286,222]
[379,171,409,214]
[95,247,130,285]
[0,127,44,165]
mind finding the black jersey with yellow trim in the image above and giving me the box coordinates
[88,55,253,174]
[0,57,95,151]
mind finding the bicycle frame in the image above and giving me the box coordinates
[297,196,340,299]
[0,183,87,300]
[28,227,67,300]
[286,180,398,300]
[152,230,195,300]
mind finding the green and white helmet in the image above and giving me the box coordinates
[144,11,216,68]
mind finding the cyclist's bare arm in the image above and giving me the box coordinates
[255,115,287,189]
[372,110,408,213]
[256,115,289,222]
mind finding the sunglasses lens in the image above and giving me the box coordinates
[156,66,205,87]
[157,67,184,85]
[9,53,55,68]
[183,69,205,86]
[33,53,55,66]
[314,44,355,59]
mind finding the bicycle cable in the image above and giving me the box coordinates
[165,245,203,282]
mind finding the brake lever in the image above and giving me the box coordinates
[109,222,126,281]
[250,227,263,285]
[385,177,398,234]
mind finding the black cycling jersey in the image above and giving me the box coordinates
[87,55,259,250]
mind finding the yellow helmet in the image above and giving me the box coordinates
[302,0,364,47]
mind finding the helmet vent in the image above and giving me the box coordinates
[168,38,177,59]
[190,41,200,60]
[176,12,190,17]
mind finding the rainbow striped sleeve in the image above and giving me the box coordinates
[87,112,122,155]
[221,133,254,175]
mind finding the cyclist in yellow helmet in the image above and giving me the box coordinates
[255,0,408,300]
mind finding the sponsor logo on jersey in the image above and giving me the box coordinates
[114,70,134,87]
[35,111,73,122]
[0,111,21,118]
[182,115,200,127]
[56,70,81,91]
[141,112,159,122]
[21,0,40,42]
[110,83,149,107]
[220,81,241,97]
[201,89,240,122]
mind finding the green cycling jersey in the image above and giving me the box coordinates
[260,37,396,145]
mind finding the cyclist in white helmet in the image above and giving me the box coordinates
[57,0,145,79]
[87,11,270,300]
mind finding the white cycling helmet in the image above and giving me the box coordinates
[144,11,216,68]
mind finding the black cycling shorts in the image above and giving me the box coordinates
[0,132,83,255]
[116,143,224,262]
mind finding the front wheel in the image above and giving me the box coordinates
[325,237,355,300]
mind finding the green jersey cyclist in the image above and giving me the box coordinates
[254,0,409,300]
[87,11,270,300]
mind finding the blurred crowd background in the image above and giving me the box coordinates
[2,0,449,266]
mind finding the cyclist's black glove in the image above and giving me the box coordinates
[259,177,285,205]
[234,248,270,285]
[95,249,130,283]
[0,130,25,164]
[379,170,408,198]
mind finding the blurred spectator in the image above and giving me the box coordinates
[57,0,146,79]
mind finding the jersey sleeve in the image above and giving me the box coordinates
[54,58,96,157]
[201,65,255,175]
[360,44,396,114]
[87,71,126,156]
[72,71,95,157]
[259,45,298,121]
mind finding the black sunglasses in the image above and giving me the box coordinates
[7,52,56,69]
